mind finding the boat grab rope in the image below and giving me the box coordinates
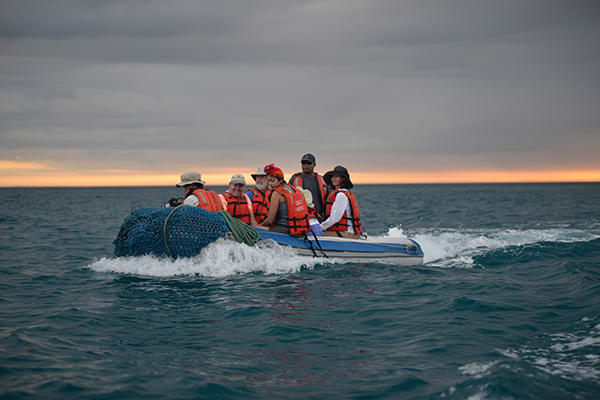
[303,232,328,258]
[162,204,184,258]
[217,210,261,247]
[312,232,329,258]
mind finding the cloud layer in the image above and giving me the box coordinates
[1,0,599,180]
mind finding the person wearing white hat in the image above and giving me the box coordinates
[245,167,270,224]
[167,171,224,212]
[219,174,258,226]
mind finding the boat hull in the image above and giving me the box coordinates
[256,229,424,266]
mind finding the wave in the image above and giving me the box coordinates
[90,238,340,278]
[383,226,600,268]
[91,227,599,277]
[498,318,600,382]
[440,318,600,398]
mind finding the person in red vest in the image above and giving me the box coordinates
[245,167,270,225]
[169,171,225,212]
[258,164,310,236]
[219,174,258,226]
[321,166,362,239]
[288,153,328,221]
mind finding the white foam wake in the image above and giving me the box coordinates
[93,227,598,276]
[380,226,600,268]
[90,238,340,278]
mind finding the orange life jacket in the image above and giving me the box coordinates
[219,192,253,225]
[186,188,225,212]
[325,189,362,235]
[247,188,269,224]
[271,185,310,236]
[289,173,327,208]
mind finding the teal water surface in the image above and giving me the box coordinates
[1,183,599,399]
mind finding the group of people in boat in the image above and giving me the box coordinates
[167,153,362,239]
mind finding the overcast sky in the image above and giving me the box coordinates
[1,0,599,184]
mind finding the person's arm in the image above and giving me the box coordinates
[183,194,199,207]
[320,193,348,231]
[259,191,282,227]
[249,210,258,227]
[218,193,228,210]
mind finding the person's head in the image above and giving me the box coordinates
[324,166,353,190]
[331,174,347,189]
[264,163,285,189]
[176,171,205,191]
[251,167,269,191]
[301,153,316,175]
[228,174,246,197]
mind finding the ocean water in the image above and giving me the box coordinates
[1,183,599,399]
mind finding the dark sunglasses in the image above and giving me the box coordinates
[301,161,313,165]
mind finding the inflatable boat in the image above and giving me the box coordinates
[113,206,424,266]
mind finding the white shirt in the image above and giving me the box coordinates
[320,190,353,233]
[183,194,200,207]
[164,194,199,208]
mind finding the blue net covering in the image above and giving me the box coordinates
[113,206,230,258]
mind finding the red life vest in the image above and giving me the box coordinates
[271,185,310,236]
[289,173,327,208]
[219,192,253,225]
[325,189,362,235]
[247,188,269,224]
[186,188,225,212]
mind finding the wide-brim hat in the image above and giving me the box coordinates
[176,171,205,187]
[250,167,267,181]
[324,165,353,189]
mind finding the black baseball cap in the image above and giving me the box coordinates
[301,153,316,164]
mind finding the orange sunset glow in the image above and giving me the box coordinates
[1,162,599,187]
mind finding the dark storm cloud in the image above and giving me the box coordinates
[0,0,244,39]
[1,0,600,173]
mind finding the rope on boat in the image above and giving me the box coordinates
[217,210,261,247]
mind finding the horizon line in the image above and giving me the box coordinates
[2,168,600,187]
[2,180,600,188]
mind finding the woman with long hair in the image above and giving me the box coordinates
[258,164,310,236]
[321,166,362,239]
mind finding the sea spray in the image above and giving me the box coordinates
[382,226,600,267]
[91,238,340,278]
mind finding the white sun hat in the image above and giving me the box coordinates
[176,171,205,187]
[251,167,267,181]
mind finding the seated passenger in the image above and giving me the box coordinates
[288,153,328,221]
[258,164,310,236]
[246,167,270,225]
[171,171,224,212]
[219,174,258,226]
[320,166,362,239]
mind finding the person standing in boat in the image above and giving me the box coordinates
[320,166,362,239]
[168,171,225,212]
[245,167,270,225]
[288,153,328,221]
[219,174,258,226]
[258,163,311,236]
